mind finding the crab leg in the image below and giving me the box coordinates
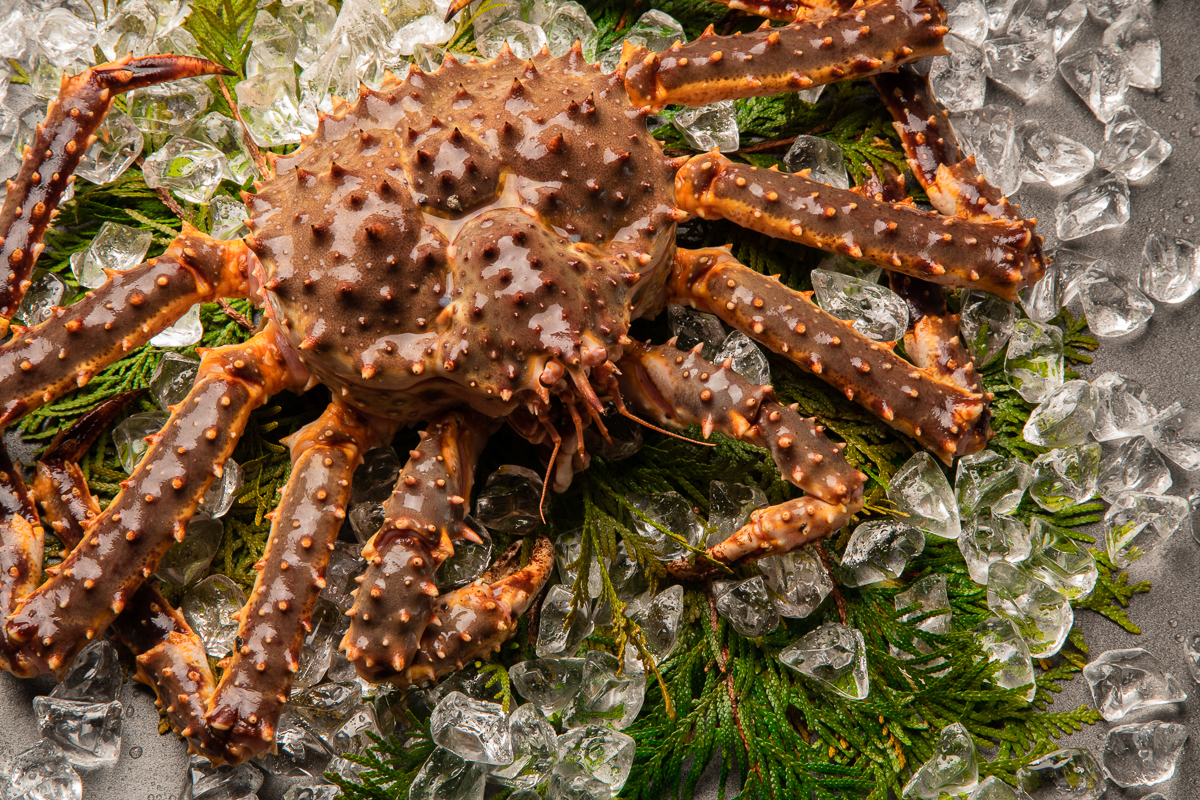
[675,153,1044,300]
[0,440,44,675]
[0,229,251,427]
[667,247,989,462]
[399,536,555,688]
[343,411,495,683]
[704,0,855,23]
[205,402,376,765]
[0,54,232,335]
[3,326,296,675]
[621,0,948,109]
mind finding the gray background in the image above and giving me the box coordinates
[2,1,1199,797]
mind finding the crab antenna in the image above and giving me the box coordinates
[539,430,562,525]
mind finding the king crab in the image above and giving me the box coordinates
[0,0,1045,765]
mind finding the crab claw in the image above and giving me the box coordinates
[443,0,472,22]
[400,535,554,688]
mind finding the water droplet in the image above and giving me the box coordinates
[1186,214,1196,224]
[1163,95,1173,103]
[1176,633,1185,643]
[1174,111,1185,120]
[1177,199,1190,208]
[129,746,143,759]
[1192,124,1200,137]
[1170,618,1179,628]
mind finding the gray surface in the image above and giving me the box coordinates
[2,3,1200,798]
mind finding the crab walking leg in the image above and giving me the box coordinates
[675,153,1044,301]
[702,0,855,23]
[0,55,233,333]
[0,230,251,427]
[668,247,990,462]
[205,403,375,764]
[343,411,495,683]
[614,342,863,573]
[400,536,555,688]
[621,0,948,109]
[0,440,44,675]
[3,327,296,675]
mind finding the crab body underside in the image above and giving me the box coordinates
[0,0,1046,765]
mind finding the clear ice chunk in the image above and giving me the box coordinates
[672,100,739,153]
[181,574,247,657]
[1016,749,1106,800]
[1184,632,1200,684]
[960,512,1033,585]
[778,622,870,700]
[200,459,242,518]
[598,9,683,72]
[182,113,258,185]
[510,657,585,715]
[156,515,223,586]
[256,710,333,777]
[562,649,646,730]
[321,540,366,611]
[77,109,143,185]
[277,0,337,70]
[901,722,979,799]
[113,411,169,473]
[1058,45,1131,123]
[430,692,513,765]
[539,1,598,58]
[959,291,1020,366]
[291,681,361,737]
[708,481,767,548]
[1104,491,1190,567]
[969,775,1035,800]
[894,574,951,656]
[245,10,299,77]
[182,752,265,800]
[1007,0,1088,52]
[1005,320,1065,403]
[1086,0,1145,23]
[548,762,611,800]
[667,304,726,360]
[51,640,121,704]
[74,221,153,289]
[1101,3,1160,89]
[1139,233,1200,305]
[438,517,492,589]
[1097,436,1171,501]
[536,584,593,658]
[946,0,990,46]
[810,269,908,342]
[984,32,1057,102]
[627,492,704,561]
[1018,121,1094,187]
[210,195,249,241]
[235,68,309,148]
[1057,174,1131,241]
[282,786,340,800]
[1098,105,1171,181]
[888,451,961,540]
[294,599,342,690]
[409,747,487,800]
[555,528,603,599]
[1143,402,1200,471]
[714,576,780,638]
[476,19,548,59]
[1103,720,1186,787]
[331,704,382,758]
[951,104,1022,197]
[33,697,124,770]
[976,615,1036,701]
[759,545,833,618]
[1022,380,1098,448]
[7,740,82,800]
[955,450,1031,518]
[127,79,214,140]
[142,136,227,204]
[1026,518,1098,600]
[556,725,636,793]
[13,270,66,328]
[1083,648,1186,721]
[475,465,544,534]
[1019,261,1064,324]
[1028,442,1101,512]
[150,302,202,348]
[984,0,1019,28]
[492,704,558,789]
[629,584,684,663]
[986,562,1072,657]
[930,34,988,113]
[839,519,925,586]
[782,135,848,189]
[1091,372,1153,441]
[711,331,770,386]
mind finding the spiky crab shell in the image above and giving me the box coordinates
[245,46,680,422]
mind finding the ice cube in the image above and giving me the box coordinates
[1023,380,1098,447]
[984,32,1057,102]
[321,541,366,611]
[294,599,342,690]
[1028,442,1101,511]
[77,109,143,185]
[210,195,249,240]
[182,753,265,800]
[708,481,767,548]
[1052,248,1101,306]
[1098,105,1171,181]
[97,0,158,60]
[1104,491,1190,567]
[1083,648,1186,721]
[1139,233,1200,304]
[627,492,704,561]
[409,747,487,800]
[50,641,122,704]
[556,725,636,792]
[1018,121,1094,187]
[277,0,337,69]
[291,681,362,737]
[1019,261,1064,323]
[438,518,492,588]
[1058,45,1131,123]
[1057,174,1132,241]
[150,302,203,348]
[33,697,123,770]
[901,722,979,799]
[629,584,684,663]
[536,584,593,658]
[431,691,513,765]
[1143,402,1200,470]
[155,515,223,586]
[540,1,597,58]
[180,112,258,186]
[987,562,1072,657]
[969,775,1035,800]
[554,528,603,599]
[142,136,227,204]
[1183,632,1200,683]
[951,105,1022,197]
[946,0,990,46]
[598,9,683,71]
[816,253,883,283]
[1007,0,1087,52]
[810,269,908,342]
[1091,372,1153,440]
[960,512,1032,585]
[256,711,333,777]
[894,574,952,657]
[200,459,242,518]
[667,304,727,359]
[0,8,28,61]
[583,406,644,462]
[1103,720,1186,787]
[562,649,646,730]
[955,451,1031,517]
[510,657,585,715]
[930,34,988,113]
[1016,749,1106,800]
[1004,320,1065,403]
[714,576,780,637]
[1026,518,1098,600]
[672,101,739,153]
[127,79,214,141]
[13,270,66,328]
[778,622,870,700]
[181,574,247,657]
[476,18,547,59]
[236,68,309,148]
[74,221,153,289]
[492,703,557,789]
[113,411,169,474]
[148,353,200,412]
[984,0,1019,28]
[959,291,1020,365]
[839,520,925,586]
[475,465,544,534]
[759,545,833,617]
[1097,436,1170,501]
[888,451,961,540]
[975,616,1036,701]
[782,135,848,189]
[1101,3,1160,89]
[6,740,82,800]
[548,762,610,800]
[282,786,340,800]
[246,10,299,77]
[711,331,770,386]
